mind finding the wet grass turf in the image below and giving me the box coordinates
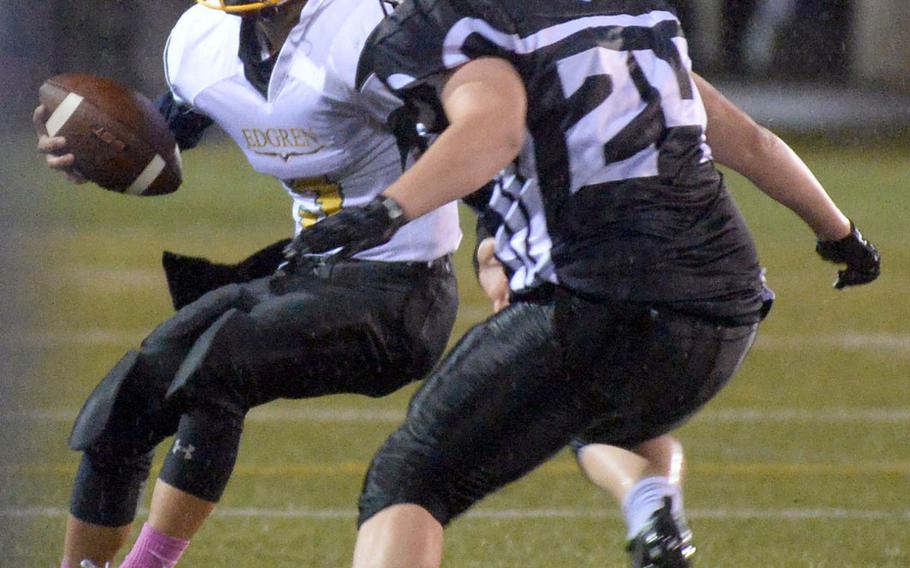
[2,137,909,566]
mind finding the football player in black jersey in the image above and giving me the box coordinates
[471,70,879,566]
[288,1,880,567]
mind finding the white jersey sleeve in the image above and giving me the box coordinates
[164,6,241,108]
[161,0,461,263]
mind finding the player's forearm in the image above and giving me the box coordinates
[695,75,850,241]
[730,131,850,240]
[384,58,527,220]
[384,117,521,219]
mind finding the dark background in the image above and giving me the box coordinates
[2,1,908,130]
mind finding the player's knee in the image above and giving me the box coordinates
[357,431,460,528]
[69,350,176,453]
[70,448,154,526]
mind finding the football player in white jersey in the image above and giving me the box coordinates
[289,1,880,567]
[34,1,464,567]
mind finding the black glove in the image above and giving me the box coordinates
[283,195,408,263]
[815,222,881,289]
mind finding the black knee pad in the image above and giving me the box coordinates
[70,285,255,453]
[69,350,176,453]
[68,353,172,527]
[70,449,154,527]
[69,351,141,451]
[358,303,576,528]
[357,429,467,528]
[166,308,257,416]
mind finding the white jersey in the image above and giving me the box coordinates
[164,1,461,262]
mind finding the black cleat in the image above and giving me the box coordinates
[627,497,696,568]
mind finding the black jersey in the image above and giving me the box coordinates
[361,0,766,323]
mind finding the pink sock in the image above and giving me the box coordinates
[120,523,190,568]
[60,562,74,568]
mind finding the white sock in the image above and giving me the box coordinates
[622,476,683,539]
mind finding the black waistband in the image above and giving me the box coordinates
[510,283,557,305]
[290,254,452,279]
[270,254,452,296]
[512,283,767,327]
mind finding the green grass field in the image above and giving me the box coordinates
[1,134,909,567]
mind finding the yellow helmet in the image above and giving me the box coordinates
[195,0,293,14]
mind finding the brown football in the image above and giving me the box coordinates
[38,73,182,196]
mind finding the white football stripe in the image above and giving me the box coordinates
[125,154,166,195]
[45,93,84,137]
[173,143,183,175]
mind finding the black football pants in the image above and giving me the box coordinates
[70,256,456,526]
[358,292,757,526]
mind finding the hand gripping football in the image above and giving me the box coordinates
[38,73,183,196]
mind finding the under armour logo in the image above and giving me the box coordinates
[172,439,196,460]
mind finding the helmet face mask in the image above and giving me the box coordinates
[195,0,293,15]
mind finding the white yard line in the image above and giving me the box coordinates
[16,330,148,347]
[755,333,910,350]
[8,330,910,351]
[1,506,908,521]
[5,406,910,424]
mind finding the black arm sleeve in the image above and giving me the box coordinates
[155,92,214,151]
[463,183,502,277]
[463,182,500,241]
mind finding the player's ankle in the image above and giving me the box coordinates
[623,476,682,538]
[120,523,190,568]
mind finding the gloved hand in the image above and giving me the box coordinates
[815,222,881,289]
[283,195,408,264]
